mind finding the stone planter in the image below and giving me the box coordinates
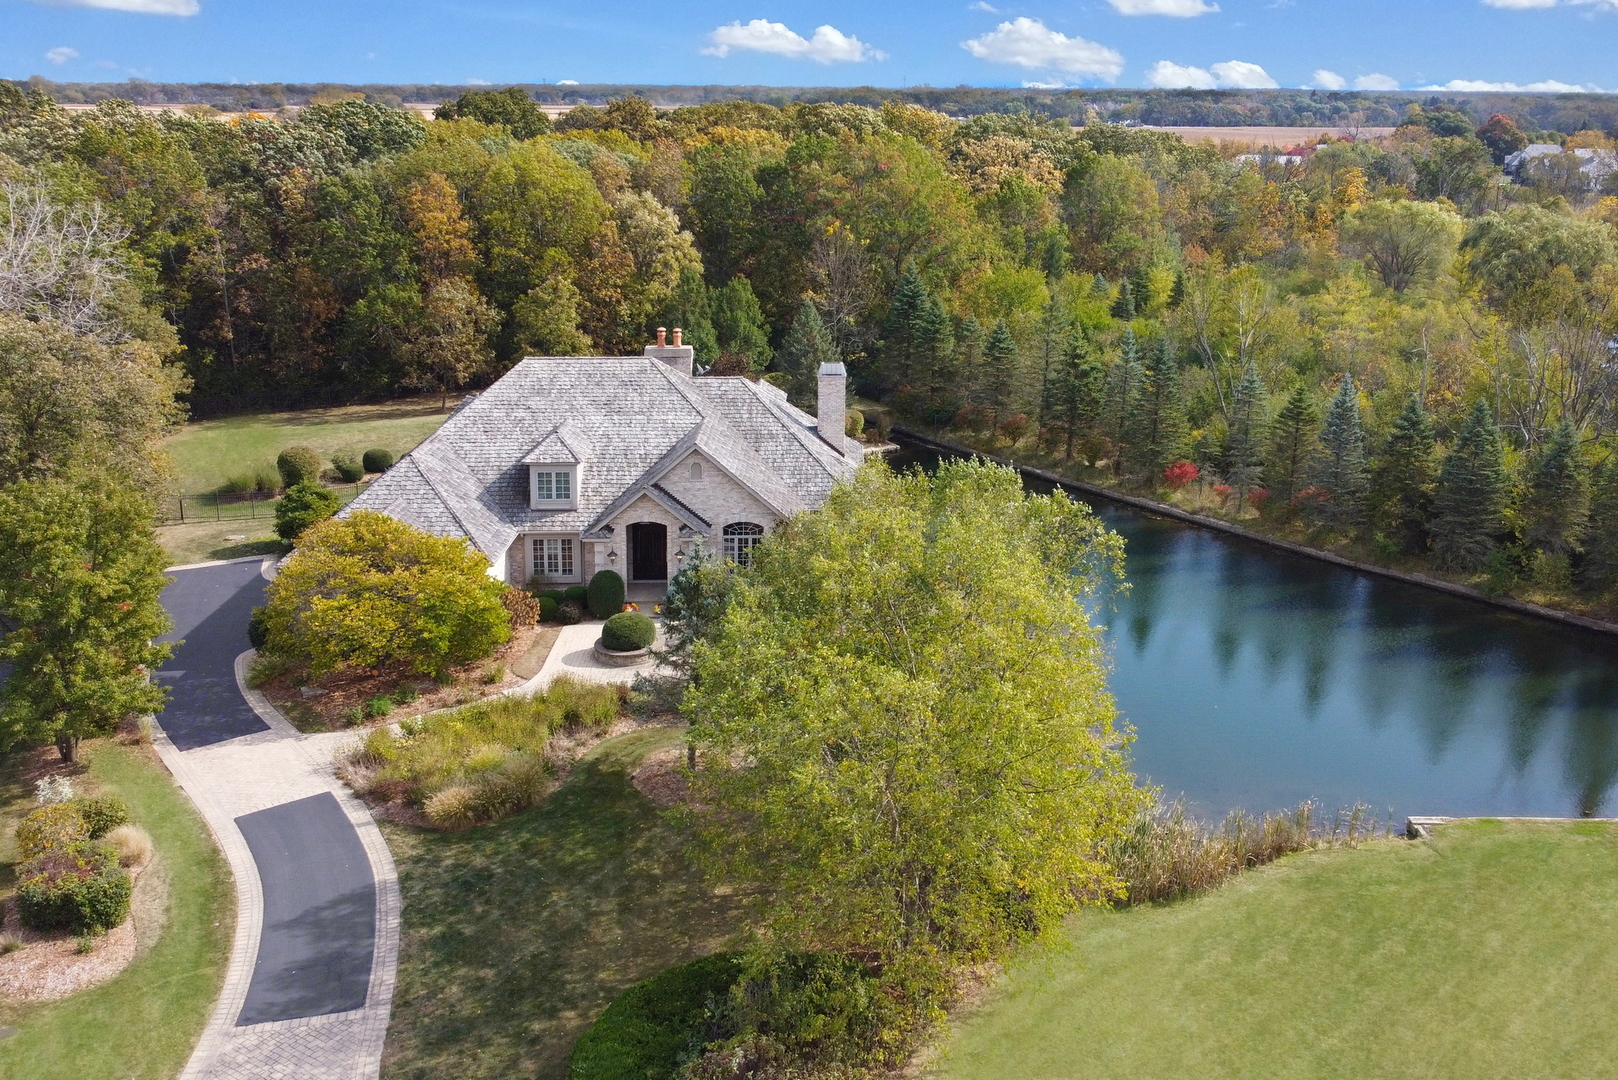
[593,640,651,667]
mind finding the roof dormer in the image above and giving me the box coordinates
[523,421,587,511]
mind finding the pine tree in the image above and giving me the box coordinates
[710,275,773,371]
[1110,278,1137,321]
[774,300,838,409]
[913,291,956,424]
[1307,375,1369,530]
[1578,457,1618,595]
[659,267,718,364]
[952,316,985,421]
[1089,274,1110,301]
[1224,365,1267,503]
[1105,328,1145,477]
[880,264,928,394]
[1044,329,1104,462]
[1266,385,1320,506]
[1431,399,1507,573]
[1522,419,1590,557]
[1371,396,1438,554]
[1137,336,1189,482]
[1127,265,1155,316]
[1034,296,1066,434]
[981,319,1019,428]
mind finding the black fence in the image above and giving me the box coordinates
[158,482,368,526]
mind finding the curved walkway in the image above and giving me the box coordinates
[153,557,399,1080]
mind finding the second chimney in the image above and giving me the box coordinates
[817,362,849,455]
[645,326,695,376]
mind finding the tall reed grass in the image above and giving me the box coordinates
[1105,798,1388,906]
[345,675,623,828]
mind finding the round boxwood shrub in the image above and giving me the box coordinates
[600,612,656,652]
[564,584,590,604]
[331,449,365,483]
[555,600,584,626]
[587,570,626,619]
[15,802,88,860]
[248,605,271,649]
[362,447,397,474]
[537,595,559,622]
[16,843,132,933]
[276,445,323,489]
[74,796,131,839]
[569,953,741,1080]
[275,480,342,541]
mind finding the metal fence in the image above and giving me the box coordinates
[158,482,368,526]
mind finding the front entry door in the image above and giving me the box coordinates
[628,522,668,581]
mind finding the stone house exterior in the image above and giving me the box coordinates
[343,338,865,590]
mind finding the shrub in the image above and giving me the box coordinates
[219,466,279,494]
[601,612,656,652]
[276,445,323,488]
[538,595,560,622]
[568,953,743,1080]
[74,796,130,839]
[104,824,153,868]
[502,585,541,627]
[16,802,87,859]
[274,481,341,541]
[587,570,627,619]
[362,447,396,474]
[534,588,566,603]
[248,606,271,649]
[564,584,590,604]
[1163,460,1199,490]
[395,684,421,704]
[262,510,510,677]
[423,786,479,829]
[364,694,395,718]
[331,449,365,483]
[845,409,864,438]
[35,775,76,803]
[16,843,132,933]
[555,600,584,625]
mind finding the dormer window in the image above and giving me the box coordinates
[530,465,578,509]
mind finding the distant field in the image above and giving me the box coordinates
[161,397,449,494]
[1142,125,1397,146]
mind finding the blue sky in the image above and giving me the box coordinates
[3,0,1616,93]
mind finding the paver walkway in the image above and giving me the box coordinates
[154,557,399,1080]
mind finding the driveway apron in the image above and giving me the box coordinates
[153,558,400,1080]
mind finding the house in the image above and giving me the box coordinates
[1504,143,1618,191]
[343,333,866,592]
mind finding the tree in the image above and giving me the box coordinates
[1461,206,1618,322]
[1579,458,1618,595]
[1522,419,1589,557]
[0,181,136,343]
[1431,400,1507,572]
[773,300,838,408]
[1224,365,1267,504]
[1044,329,1103,462]
[511,277,591,356]
[710,275,773,371]
[1266,385,1320,506]
[1338,200,1462,294]
[1371,396,1437,553]
[1137,337,1189,481]
[683,460,1141,968]
[401,277,500,409]
[657,546,738,686]
[1105,327,1145,478]
[879,265,929,395]
[261,510,509,677]
[1306,375,1369,530]
[1476,114,1529,166]
[434,87,551,140]
[657,266,718,364]
[275,480,341,541]
[0,471,172,762]
[979,319,1019,429]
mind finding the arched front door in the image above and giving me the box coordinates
[627,521,668,582]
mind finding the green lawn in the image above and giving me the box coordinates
[937,820,1618,1080]
[162,398,450,494]
[379,727,743,1080]
[0,743,233,1080]
[156,520,286,568]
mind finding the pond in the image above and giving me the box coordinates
[890,438,1618,820]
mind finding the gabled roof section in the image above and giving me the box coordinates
[520,419,589,465]
[412,441,519,560]
[585,469,712,537]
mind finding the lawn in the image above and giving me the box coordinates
[937,820,1618,1080]
[379,726,743,1080]
[0,741,233,1080]
[162,397,450,494]
[157,520,285,568]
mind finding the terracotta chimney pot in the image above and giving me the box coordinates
[672,327,683,346]
[655,326,667,346]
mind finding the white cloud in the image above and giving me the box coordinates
[1146,60,1216,88]
[45,46,79,65]
[557,79,579,85]
[1420,77,1600,91]
[962,17,1125,80]
[1210,60,1277,87]
[1146,58,1276,88]
[703,20,884,63]
[26,0,199,13]
[970,1,999,10]
[1482,0,1618,8]
[1354,73,1400,90]
[466,77,492,85]
[1023,80,1068,88]
[1109,0,1219,14]
[1310,69,1346,90]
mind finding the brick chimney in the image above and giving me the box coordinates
[645,326,694,376]
[817,362,849,455]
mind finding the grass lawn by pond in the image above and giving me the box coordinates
[0,741,233,1080]
[937,820,1618,1080]
[162,397,450,494]
[379,726,743,1080]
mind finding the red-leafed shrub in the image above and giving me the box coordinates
[1163,461,1199,490]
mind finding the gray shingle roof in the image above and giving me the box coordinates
[344,356,859,559]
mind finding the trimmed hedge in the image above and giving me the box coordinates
[569,953,741,1080]
[564,584,589,604]
[276,445,323,488]
[587,569,627,619]
[76,796,131,839]
[538,595,559,622]
[16,802,88,859]
[601,612,656,652]
[332,449,365,483]
[362,447,397,474]
[16,843,132,933]
[274,480,341,541]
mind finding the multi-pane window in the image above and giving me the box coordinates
[533,469,572,502]
[722,522,765,566]
[531,537,576,581]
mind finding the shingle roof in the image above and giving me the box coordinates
[344,356,859,559]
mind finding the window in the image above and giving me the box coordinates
[531,537,576,581]
[689,461,703,480]
[533,469,572,503]
[722,522,765,566]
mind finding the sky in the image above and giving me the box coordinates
[3,0,1617,93]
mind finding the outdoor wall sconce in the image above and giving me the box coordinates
[607,549,619,566]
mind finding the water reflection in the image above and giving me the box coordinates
[893,442,1618,818]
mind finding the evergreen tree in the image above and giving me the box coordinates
[659,267,718,364]
[1371,396,1438,554]
[1522,419,1589,557]
[1044,330,1104,462]
[1127,265,1155,316]
[1578,458,1618,595]
[1431,399,1507,572]
[1105,328,1145,477]
[880,264,929,394]
[912,291,956,424]
[1089,274,1111,301]
[981,319,1019,428]
[1266,385,1320,506]
[1306,375,1369,530]
[1224,365,1268,503]
[1110,278,1136,321]
[710,275,773,371]
[952,315,985,420]
[774,301,838,409]
[1168,269,1187,309]
[1034,296,1067,434]
[1137,336,1189,481]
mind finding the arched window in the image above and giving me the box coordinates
[722,521,765,566]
